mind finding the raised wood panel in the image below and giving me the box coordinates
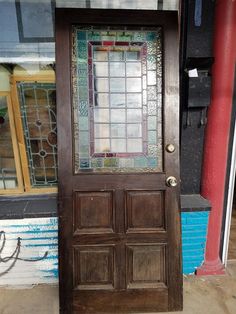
[126,191,164,232]
[73,191,114,234]
[74,245,115,290]
[126,244,166,289]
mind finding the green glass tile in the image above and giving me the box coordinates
[146,32,156,41]
[79,158,90,168]
[117,32,131,41]
[88,31,101,41]
[78,87,88,101]
[79,117,89,130]
[134,156,147,167]
[148,157,157,168]
[148,131,157,144]
[148,116,157,130]
[148,145,158,157]
[104,158,118,168]
[77,31,86,41]
[91,158,103,168]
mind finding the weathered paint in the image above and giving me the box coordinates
[0,218,58,286]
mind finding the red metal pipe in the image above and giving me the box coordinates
[196,0,236,275]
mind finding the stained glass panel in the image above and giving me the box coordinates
[17,83,57,186]
[72,26,163,173]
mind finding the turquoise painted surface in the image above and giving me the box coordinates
[181,211,210,274]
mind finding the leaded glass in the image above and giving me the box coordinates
[72,26,163,173]
[17,83,57,186]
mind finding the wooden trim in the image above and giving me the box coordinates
[0,91,24,195]
[10,75,57,194]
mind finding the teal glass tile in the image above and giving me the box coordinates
[79,145,89,157]
[78,67,87,77]
[134,156,147,167]
[148,116,157,130]
[148,157,157,168]
[148,131,157,144]
[77,31,86,41]
[104,158,118,168]
[91,158,103,168]
[79,101,88,117]
[79,131,89,145]
[78,87,88,101]
[133,32,146,41]
[78,76,87,87]
[88,31,101,41]
[79,117,89,130]
[78,42,87,60]
[146,32,156,41]
[79,158,90,168]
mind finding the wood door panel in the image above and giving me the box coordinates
[73,289,168,313]
[126,191,164,233]
[73,191,115,234]
[126,244,166,289]
[73,245,115,290]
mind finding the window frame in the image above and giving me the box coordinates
[0,91,24,194]
[10,73,57,194]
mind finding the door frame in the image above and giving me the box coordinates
[56,8,182,312]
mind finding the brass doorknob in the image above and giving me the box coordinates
[166,176,178,187]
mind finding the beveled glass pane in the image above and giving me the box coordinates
[94,108,109,123]
[110,62,125,77]
[95,124,110,138]
[110,78,125,92]
[110,94,126,107]
[0,96,18,190]
[111,139,126,152]
[93,50,108,61]
[126,63,142,76]
[111,124,126,137]
[127,94,142,107]
[127,139,142,152]
[72,26,163,173]
[127,109,142,122]
[95,93,109,107]
[110,109,126,123]
[127,78,142,92]
[109,51,125,61]
[126,51,140,61]
[95,139,110,153]
[94,62,108,77]
[95,78,109,92]
[127,124,142,137]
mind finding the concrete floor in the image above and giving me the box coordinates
[0,262,236,314]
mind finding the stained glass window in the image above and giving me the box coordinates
[17,83,57,186]
[72,27,163,172]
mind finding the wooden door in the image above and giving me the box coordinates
[56,9,182,314]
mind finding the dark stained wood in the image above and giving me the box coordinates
[56,8,182,314]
